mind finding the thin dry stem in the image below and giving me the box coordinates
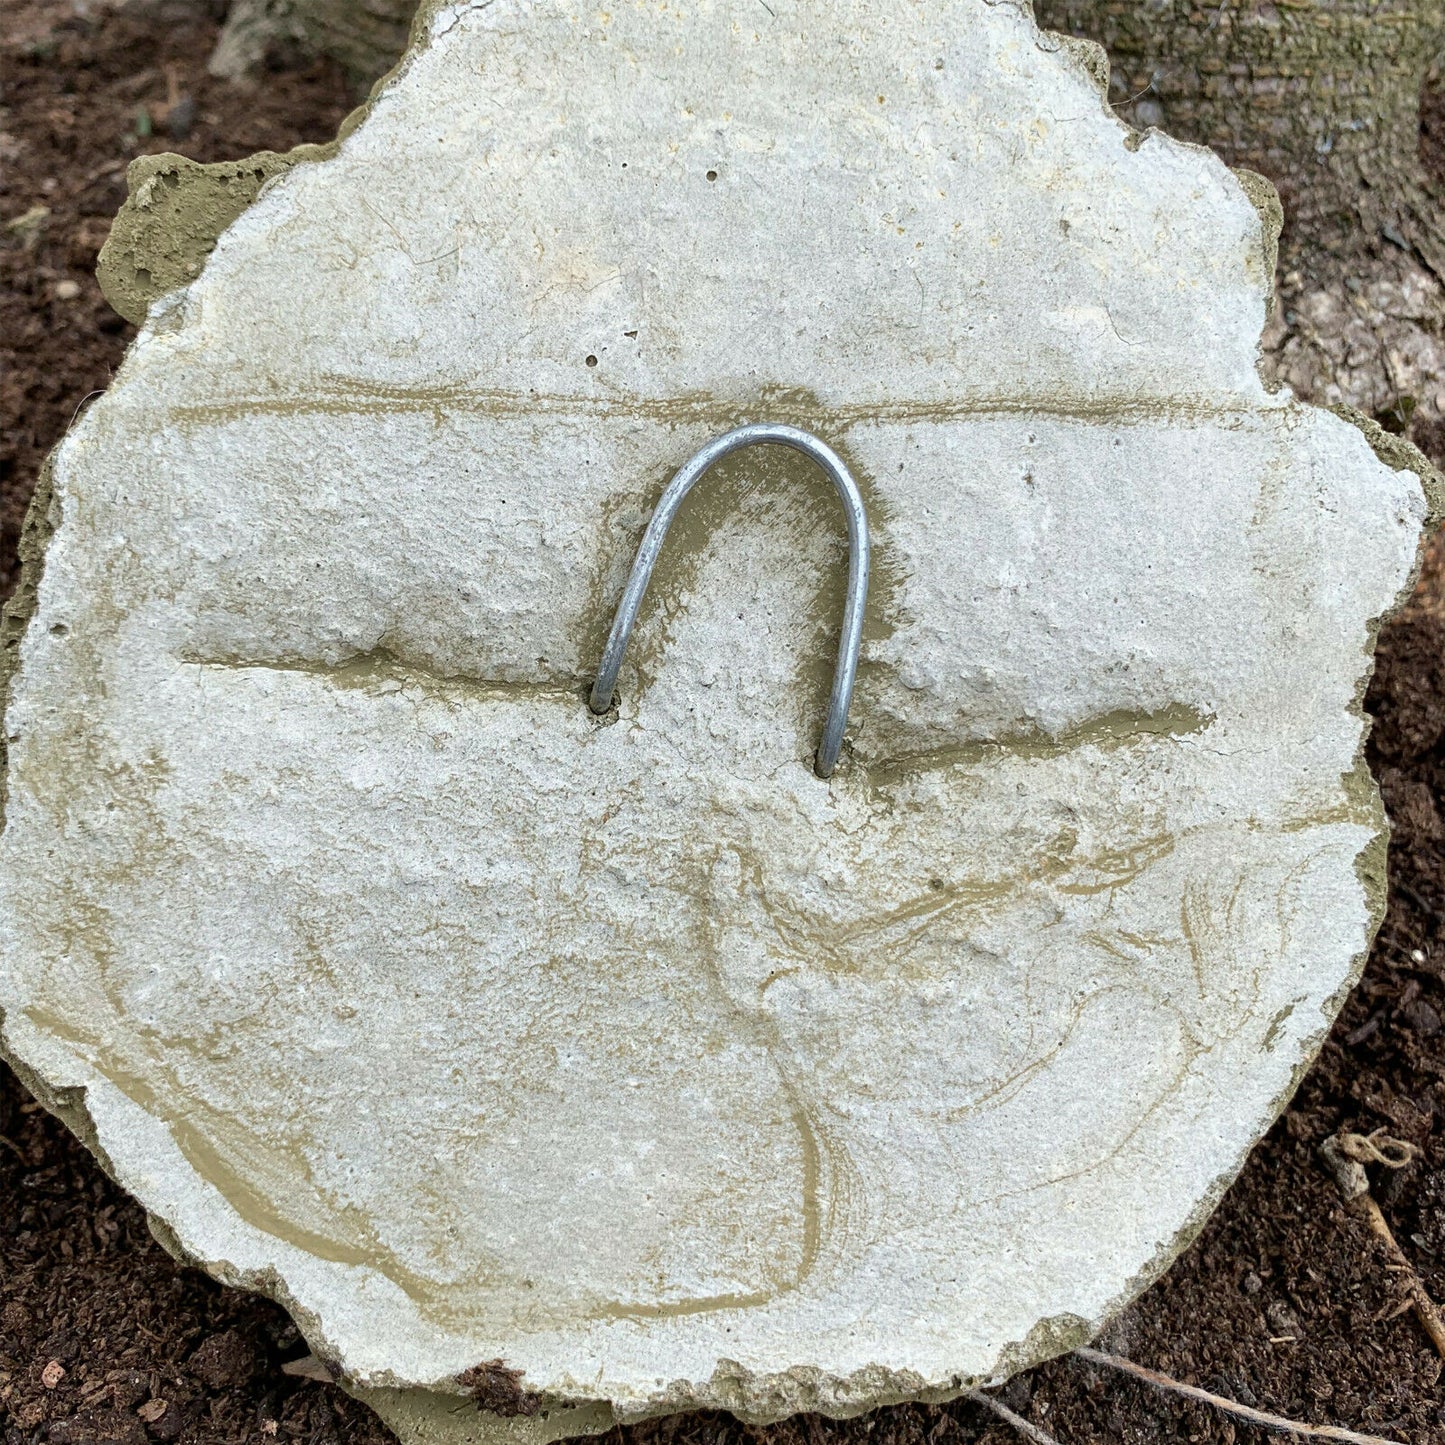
[1073,1347,1405,1445]
[963,1390,1062,1445]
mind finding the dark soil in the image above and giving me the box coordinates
[2,4,1444,1443]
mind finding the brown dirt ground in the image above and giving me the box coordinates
[2,4,1444,1443]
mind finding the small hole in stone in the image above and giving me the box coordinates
[50,623,68,636]
[585,354,598,367]
[706,169,718,181]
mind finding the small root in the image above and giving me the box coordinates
[963,1389,1062,1445]
[1319,1131,1445,1360]
[1073,1347,1406,1444]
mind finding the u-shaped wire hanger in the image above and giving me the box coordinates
[589,423,870,779]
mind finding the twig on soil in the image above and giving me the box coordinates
[963,1389,1063,1445]
[279,1355,336,1383]
[1072,1348,1405,1445]
[1318,1130,1445,1360]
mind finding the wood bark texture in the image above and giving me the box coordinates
[207,0,412,83]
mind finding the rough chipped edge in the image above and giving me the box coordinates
[0,0,457,1422]
[1051,416,1444,1372]
[1232,167,1283,319]
[97,149,329,325]
[347,1381,617,1445]
[0,5,631,1435]
[1032,29,1441,1336]
[1336,406,1445,534]
[0,453,61,826]
[3,2,1443,1440]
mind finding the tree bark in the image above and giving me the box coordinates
[207,0,413,85]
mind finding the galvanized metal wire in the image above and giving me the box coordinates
[589,423,871,778]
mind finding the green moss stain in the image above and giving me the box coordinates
[1232,168,1283,303]
[96,148,339,325]
[864,702,1211,787]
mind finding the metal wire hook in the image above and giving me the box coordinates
[589,423,871,779]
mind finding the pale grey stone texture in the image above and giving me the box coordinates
[0,1,1431,1439]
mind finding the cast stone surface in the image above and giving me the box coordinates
[0,0,1433,1438]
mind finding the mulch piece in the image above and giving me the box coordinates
[3,3,1444,1442]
